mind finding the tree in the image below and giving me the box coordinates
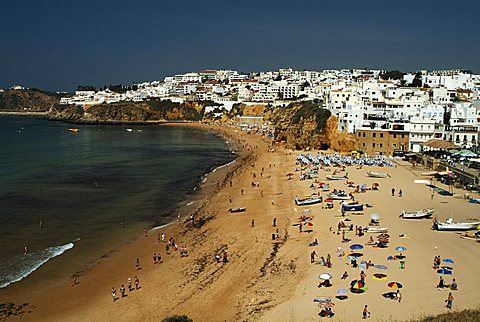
[380,70,405,81]
[410,72,422,88]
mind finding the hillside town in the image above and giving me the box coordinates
[59,68,480,156]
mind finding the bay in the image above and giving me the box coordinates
[0,117,234,288]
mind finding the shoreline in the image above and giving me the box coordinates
[0,122,257,321]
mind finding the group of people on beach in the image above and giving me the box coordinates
[111,276,140,302]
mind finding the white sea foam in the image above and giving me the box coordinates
[0,242,75,288]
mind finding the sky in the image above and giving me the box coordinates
[1,0,479,92]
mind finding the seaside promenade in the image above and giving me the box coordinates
[1,123,479,321]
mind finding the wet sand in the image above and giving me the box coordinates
[1,123,479,321]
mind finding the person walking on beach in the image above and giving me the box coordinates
[144,227,148,237]
[111,287,117,302]
[251,218,255,227]
[396,290,402,303]
[153,253,157,264]
[398,189,403,197]
[310,251,316,263]
[391,188,395,196]
[445,292,454,309]
[127,278,132,291]
[134,276,140,290]
[120,284,126,298]
[273,217,276,227]
[362,305,370,319]
[136,258,141,271]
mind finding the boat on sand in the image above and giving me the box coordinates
[228,207,246,213]
[295,196,322,206]
[342,204,364,212]
[433,218,480,231]
[326,175,348,180]
[366,171,390,178]
[400,208,434,219]
[327,192,351,200]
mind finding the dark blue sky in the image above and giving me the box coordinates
[1,0,479,91]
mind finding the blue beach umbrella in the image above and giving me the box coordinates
[442,258,455,264]
[395,246,407,252]
[374,264,388,270]
[437,268,452,275]
[337,288,348,295]
[350,244,364,250]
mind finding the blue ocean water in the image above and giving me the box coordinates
[0,117,235,288]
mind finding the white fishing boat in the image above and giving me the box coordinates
[366,171,390,178]
[327,193,351,200]
[364,227,389,233]
[295,196,322,206]
[326,175,347,180]
[400,208,434,219]
[433,218,480,231]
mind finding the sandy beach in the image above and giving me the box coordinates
[1,123,479,321]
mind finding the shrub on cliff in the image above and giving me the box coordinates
[289,101,331,132]
[161,315,193,322]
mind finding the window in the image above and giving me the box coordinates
[380,143,383,148]
[393,134,397,139]
[373,143,376,148]
[362,143,366,147]
[363,133,366,138]
[401,134,405,139]
[373,133,376,138]
[380,133,383,138]
[358,132,361,137]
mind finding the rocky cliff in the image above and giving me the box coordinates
[225,101,357,152]
[48,100,206,123]
[0,89,62,112]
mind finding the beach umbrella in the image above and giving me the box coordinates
[388,282,403,289]
[350,244,364,250]
[395,255,406,259]
[378,233,390,238]
[286,173,294,177]
[350,279,365,289]
[395,246,407,252]
[370,214,380,221]
[336,295,348,300]
[305,222,313,227]
[374,264,388,270]
[337,288,348,295]
[350,252,363,258]
[442,258,455,264]
[441,266,453,271]
[437,268,452,275]
[319,273,332,280]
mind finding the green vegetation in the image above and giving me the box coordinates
[161,315,193,322]
[380,70,405,80]
[290,100,331,131]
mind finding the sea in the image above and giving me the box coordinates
[0,117,236,289]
